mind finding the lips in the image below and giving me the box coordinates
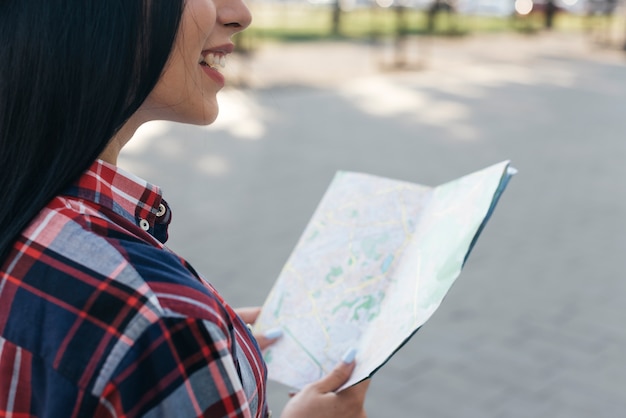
[198,44,234,87]
[199,52,226,87]
[200,62,225,87]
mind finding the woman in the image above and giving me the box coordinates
[0,1,370,417]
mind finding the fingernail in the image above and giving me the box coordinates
[342,347,357,364]
[263,328,283,340]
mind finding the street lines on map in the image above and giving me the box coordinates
[317,213,402,228]
[399,188,413,236]
[283,325,326,374]
[334,184,414,211]
[266,179,432,383]
[283,264,331,331]
[273,263,335,375]
[256,162,514,390]
[272,292,284,319]
[412,254,422,322]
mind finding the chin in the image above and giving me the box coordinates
[200,109,219,126]
[180,105,219,126]
[193,101,220,126]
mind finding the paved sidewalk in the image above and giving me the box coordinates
[121,32,626,417]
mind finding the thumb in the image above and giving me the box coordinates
[311,348,357,393]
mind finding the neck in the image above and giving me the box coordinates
[99,115,144,165]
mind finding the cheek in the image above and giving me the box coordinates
[147,55,189,107]
[181,1,217,59]
[137,6,222,124]
[185,0,218,36]
[141,73,220,125]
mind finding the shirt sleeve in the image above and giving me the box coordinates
[94,316,253,418]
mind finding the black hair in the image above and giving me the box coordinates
[0,0,184,261]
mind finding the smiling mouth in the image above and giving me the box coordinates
[199,53,226,70]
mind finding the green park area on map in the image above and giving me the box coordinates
[254,161,516,390]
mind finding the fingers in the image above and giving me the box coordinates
[287,380,370,400]
[339,378,371,405]
[311,348,357,393]
[234,306,261,324]
[254,328,283,350]
[351,378,371,393]
[235,307,282,350]
[281,350,370,418]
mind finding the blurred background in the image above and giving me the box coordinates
[120,2,626,416]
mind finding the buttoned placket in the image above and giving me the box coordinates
[139,202,168,232]
[139,218,150,231]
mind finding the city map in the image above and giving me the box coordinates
[254,161,516,390]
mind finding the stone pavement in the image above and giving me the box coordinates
[120,32,626,417]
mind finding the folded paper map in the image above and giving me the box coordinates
[254,161,516,390]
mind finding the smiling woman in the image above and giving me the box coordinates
[102,0,252,163]
[0,1,370,418]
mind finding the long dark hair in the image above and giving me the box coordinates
[0,1,184,261]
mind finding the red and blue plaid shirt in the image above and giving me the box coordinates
[0,160,269,417]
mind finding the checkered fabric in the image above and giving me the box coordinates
[0,160,269,417]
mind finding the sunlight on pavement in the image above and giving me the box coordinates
[414,72,486,99]
[125,120,170,155]
[205,89,271,140]
[453,63,576,88]
[122,90,269,178]
[337,57,577,142]
[340,75,478,141]
[195,154,231,176]
[340,76,429,117]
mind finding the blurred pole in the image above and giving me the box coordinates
[331,0,342,36]
[544,0,557,29]
[369,3,382,43]
[394,4,408,67]
[623,2,626,50]
[426,0,438,33]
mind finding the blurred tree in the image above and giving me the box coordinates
[331,0,343,36]
[426,0,454,33]
[544,0,557,29]
[394,4,409,67]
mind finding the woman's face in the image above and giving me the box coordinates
[140,0,251,125]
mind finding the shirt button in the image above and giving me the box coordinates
[139,219,150,231]
[156,203,166,217]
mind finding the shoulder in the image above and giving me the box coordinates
[21,195,224,312]
[2,195,237,396]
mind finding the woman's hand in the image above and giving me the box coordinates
[234,306,261,324]
[281,351,370,418]
[236,307,370,417]
[235,306,282,350]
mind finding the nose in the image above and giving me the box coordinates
[219,0,252,33]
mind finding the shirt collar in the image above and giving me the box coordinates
[63,159,171,243]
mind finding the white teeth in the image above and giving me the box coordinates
[202,53,226,69]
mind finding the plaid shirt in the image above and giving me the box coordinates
[0,160,269,417]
